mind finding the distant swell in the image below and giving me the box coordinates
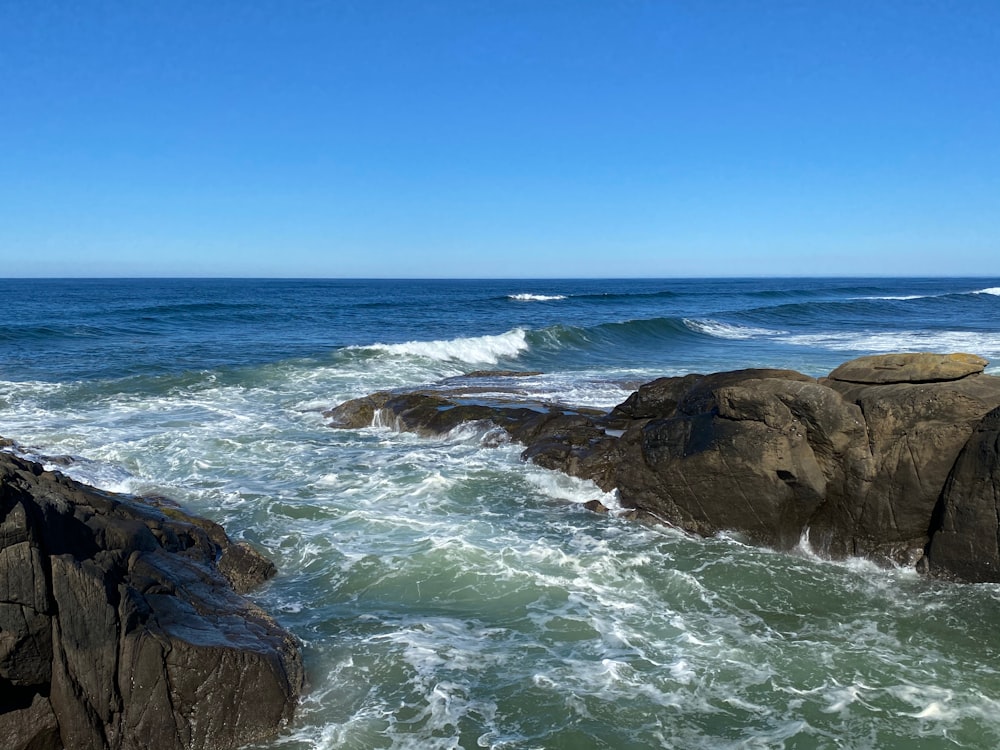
[570,290,681,302]
[519,316,782,364]
[0,323,132,343]
[857,288,1000,301]
[135,301,259,315]
[336,297,1000,373]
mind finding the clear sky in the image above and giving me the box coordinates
[2,1,998,278]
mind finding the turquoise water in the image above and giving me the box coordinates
[3,278,1000,748]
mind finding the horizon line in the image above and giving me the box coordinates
[3,274,1000,282]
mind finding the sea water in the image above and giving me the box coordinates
[3,277,1000,749]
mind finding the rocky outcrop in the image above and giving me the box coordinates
[926,405,1000,581]
[0,450,303,750]
[826,352,988,384]
[327,353,1000,582]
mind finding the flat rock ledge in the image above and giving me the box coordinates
[0,449,304,750]
[327,354,1000,583]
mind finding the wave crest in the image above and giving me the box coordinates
[857,295,928,301]
[508,293,567,302]
[360,329,529,364]
[683,319,786,340]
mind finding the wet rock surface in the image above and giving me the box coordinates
[328,354,1000,581]
[0,449,303,750]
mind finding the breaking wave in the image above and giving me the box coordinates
[682,319,787,339]
[355,329,530,364]
[508,293,568,302]
[344,316,788,372]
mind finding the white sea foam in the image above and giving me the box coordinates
[820,682,873,714]
[684,319,786,339]
[782,330,1000,357]
[359,328,529,364]
[508,293,567,301]
[524,466,620,508]
[501,371,644,410]
[910,701,948,719]
[973,287,1000,296]
[857,294,928,301]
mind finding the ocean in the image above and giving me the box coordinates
[3,277,1000,749]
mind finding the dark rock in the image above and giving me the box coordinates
[841,377,1000,562]
[926,406,1000,582]
[324,391,393,429]
[326,386,598,443]
[0,450,303,750]
[380,393,508,436]
[583,500,610,514]
[611,364,1000,564]
[0,691,61,750]
[609,370,813,422]
[610,375,870,550]
[607,373,701,421]
[218,540,279,595]
[521,414,621,491]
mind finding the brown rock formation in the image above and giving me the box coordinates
[0,450,303,750]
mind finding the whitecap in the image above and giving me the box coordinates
[684,319,786,339]
[856,294,928,301]
[508,293,568,301]
[356,328,529,364]
[973,287,1000,296]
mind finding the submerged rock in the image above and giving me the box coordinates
[0,450,303,750]
[328,353,1000,582]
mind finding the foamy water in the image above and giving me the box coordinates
[4,277,1000,749]
[6,352,1000,750]
[781,330,1000,360]
[359,329,530,365]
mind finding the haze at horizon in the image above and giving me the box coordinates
[2,1,998,278]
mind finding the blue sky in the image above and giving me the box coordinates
[2,1,998,278]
